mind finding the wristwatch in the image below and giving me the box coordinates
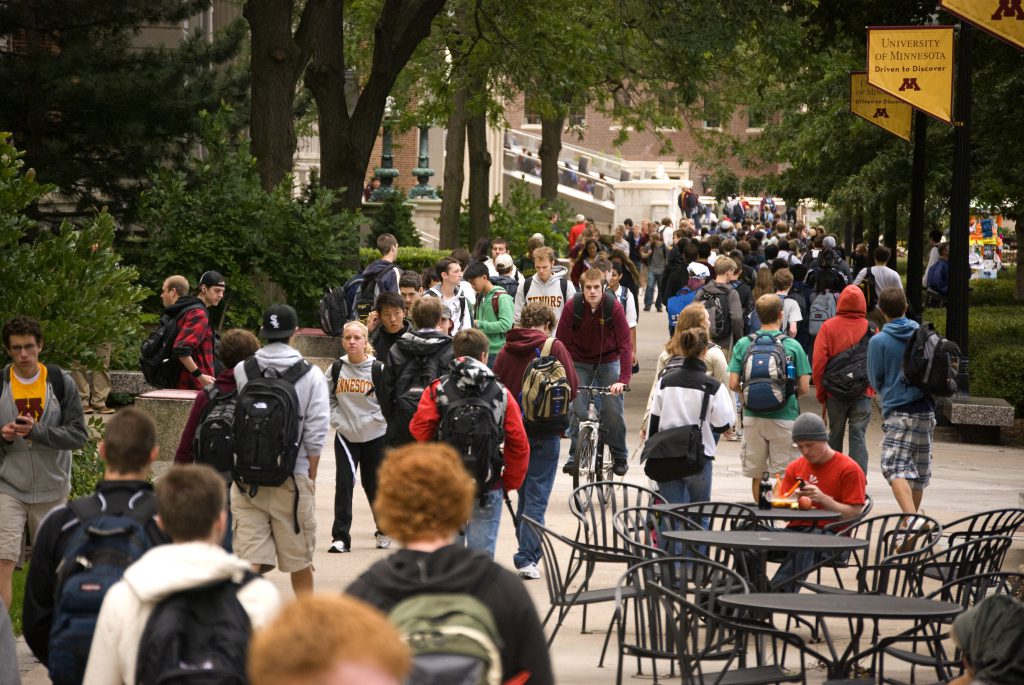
[191,367,203,378]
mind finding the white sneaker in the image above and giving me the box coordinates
[375,533,392,550]
[328,540,349,553]
[517,563,540,580]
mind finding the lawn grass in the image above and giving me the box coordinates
[10,563,27,636]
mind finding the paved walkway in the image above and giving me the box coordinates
[18,307,1024,684]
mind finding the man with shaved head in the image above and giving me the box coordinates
[160,274,216,389]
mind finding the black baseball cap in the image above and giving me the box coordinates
[199,270,226,288]
[260,304,298,340]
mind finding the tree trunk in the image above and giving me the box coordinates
[884,195,898,270]
[539,116,564,205]
[466,109,491,246]
[439,85,468,250]
[244,0,309,192]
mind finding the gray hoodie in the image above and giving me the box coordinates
[328,355,387,443]
[0,365,88,503]
[233,343,330,477]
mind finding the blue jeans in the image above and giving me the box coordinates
[463,488,503,558]
[658,458,714,544]
[771,527,835,592]
[568,361,628,463]
[514,435,560,569]
[644,270,662,309]
[826,395,871,474]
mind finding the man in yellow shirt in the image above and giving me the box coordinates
[0,316,87,609]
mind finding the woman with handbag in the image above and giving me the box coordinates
[644,327,735,505]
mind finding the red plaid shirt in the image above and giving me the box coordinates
[172,306,215,389]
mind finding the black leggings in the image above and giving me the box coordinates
[331,433,386,545]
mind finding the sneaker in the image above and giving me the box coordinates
[517,563,540,580]
[562,460,578,475]
[612,459,628,477]
[328,540,350,553]
[91,405,115,415]
[375,532,392,550]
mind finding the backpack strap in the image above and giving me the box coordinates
[697,381,713,426]
[560,278,568,302]
[330,359,342,392]
[369,360,384,397]
[243,356,262,382]
[539,338,555,357]
[522,276,532,300]
[44,364,66,405]
[280,359,313,385]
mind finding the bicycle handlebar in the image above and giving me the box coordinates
[578,384,631,394]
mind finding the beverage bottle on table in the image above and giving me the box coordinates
[758,471,772,510]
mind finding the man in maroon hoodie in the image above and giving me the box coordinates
[556,267,633,476]
[494,301,578,579]
[811,285,875,474]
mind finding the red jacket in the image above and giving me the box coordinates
[409,375,530,492]
[812,285,876,404]
[555,293,633,385]
[568,222,585,250]
[175,368,235,464]
[493,328,579,402]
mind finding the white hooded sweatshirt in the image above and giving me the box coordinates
[513,265,576,324]
[83,542,281,685]
[328,354,387,443]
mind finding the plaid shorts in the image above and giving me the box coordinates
[880,411,936,489]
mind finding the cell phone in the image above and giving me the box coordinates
[15,417,29,426]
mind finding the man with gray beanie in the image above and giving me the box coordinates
[766,412,866,591]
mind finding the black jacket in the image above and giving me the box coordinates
[23,480,168,665]
[369,320,410,366]
[347,544,554,685]
[659,248,689,307]
[378,329,453,445]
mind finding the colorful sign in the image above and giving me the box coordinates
[867,26,955,123]
[849,72,914,141]
[941,0,1024,51]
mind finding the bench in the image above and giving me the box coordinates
[292,327,343,359]
[936,396,1015,445]
[134,389,199,463]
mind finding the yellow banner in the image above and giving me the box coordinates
[867,26,955,123]
[941,0,1024,51]
[849,72,913,141]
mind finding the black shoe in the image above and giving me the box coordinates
[612,459,628,477]
[643,306,651,312]
[656,307,663,313]
[562,460,578,475]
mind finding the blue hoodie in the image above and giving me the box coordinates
[867,317,925,417]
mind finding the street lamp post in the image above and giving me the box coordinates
[947,23,973,394]
[371,97,400,201]
[409,126,437,199]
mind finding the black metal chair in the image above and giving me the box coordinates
[613,556,751,684]
[911,535,1014,596]
[666,501,760,569]
[612,505,705,560]
[799,495,874,588]
[521,515,639,646]
[921,507,1024,581]
[877,572,1024,685]
[651,582,809,684]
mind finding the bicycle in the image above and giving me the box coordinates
[571,384,630,490]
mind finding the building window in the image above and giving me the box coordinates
[523,108,542,127]
[747,107,766,131]
[703,118,721,130]
[567,108,586,128]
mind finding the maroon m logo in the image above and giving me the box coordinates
[899,78,921,92]
[991,0,1024,20]
[873,108,890,118]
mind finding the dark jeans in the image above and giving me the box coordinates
[514,435,561,568]
[332,433,386,545]
[826,395,871,474]
[771,526,836,593]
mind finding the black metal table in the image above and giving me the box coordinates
[661,529,868,592]
[718,593,963,678]
[652,502,842,523]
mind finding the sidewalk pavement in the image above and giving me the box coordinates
[18,307,1024,684]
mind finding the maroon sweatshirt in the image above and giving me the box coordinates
[493,328,579,401]
[555,293,633,385]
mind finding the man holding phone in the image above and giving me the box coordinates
[0,316,88,610]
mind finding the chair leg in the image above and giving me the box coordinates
[598,609,618,667]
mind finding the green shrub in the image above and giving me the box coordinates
[489,181,569,258]
[358,247,448,275]
[367,191,421,248]
[132,109,360,329]
[71,416,107,499]
[972,343,1024,414]
[0,134,146,370]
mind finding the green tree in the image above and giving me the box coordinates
[0,135,146,369]
[134,110,360,328]
[0,0,247,222]
[367,192,421,248]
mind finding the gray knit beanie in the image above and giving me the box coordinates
[792,413,828,442]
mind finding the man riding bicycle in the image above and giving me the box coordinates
[555,267,632,476]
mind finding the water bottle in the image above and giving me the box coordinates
[758,471,772,510]
[786,357,795,380]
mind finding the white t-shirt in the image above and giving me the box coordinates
[608,285,637,328]
[854,265,904,299]
[780,294,803,336]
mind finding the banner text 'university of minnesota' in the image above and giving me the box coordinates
[867,26,955,124]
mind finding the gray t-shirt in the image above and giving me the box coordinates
[854,265,904,303]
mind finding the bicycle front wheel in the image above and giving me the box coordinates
[573,425,597,490]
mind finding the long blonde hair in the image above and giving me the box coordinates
[665,303,709,357]
[342,320,375,357]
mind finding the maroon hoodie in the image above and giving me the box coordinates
[174,367,236,464]
[493,328,579,402]
[812,285,876,404]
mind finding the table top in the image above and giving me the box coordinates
[652,502,841,522]
[661,529,868,552]
[719,592,963,620]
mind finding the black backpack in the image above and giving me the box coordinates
[318,285,349,336]
[193,385,238,473]
[699,288,730,340]
[902,322,961,398]
[821,325,875,401]
[436,375,506,499]
[232,357,310,490]
[389,353,444,446]
[134,572,257,685]
[858,267,880,310]
[139,303,203,388]
[344,263,398,324]
[490,274,518,299]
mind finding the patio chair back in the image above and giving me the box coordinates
[914,535,1014,595]
[941,507,1024,548]
[569,481,662,555]
[838,512,942,595]
[612,506,703,560]
[667,501,759,531]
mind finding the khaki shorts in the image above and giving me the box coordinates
[0,492,65,562]
[231,475,316,574]
[740,417,798,478]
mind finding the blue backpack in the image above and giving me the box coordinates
[666,286,698,334]
[48,496,158,685]
[740,332,794,413]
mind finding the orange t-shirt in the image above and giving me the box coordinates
[779,451,866,529]
[10,364,47,420]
